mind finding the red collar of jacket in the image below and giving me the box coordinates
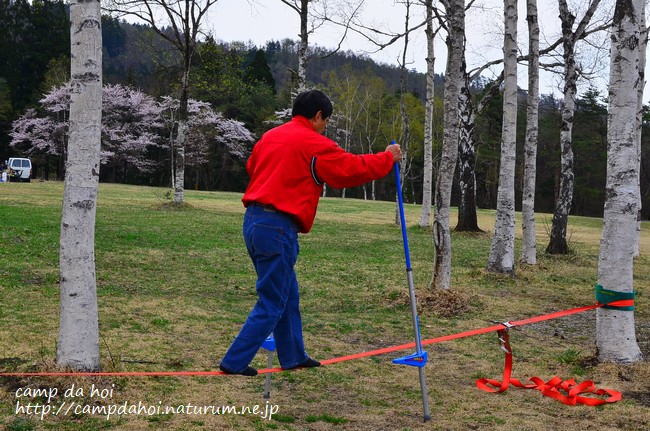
[291,115,315,131]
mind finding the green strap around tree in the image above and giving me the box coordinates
[595,284,636,311]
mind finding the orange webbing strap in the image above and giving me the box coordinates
[476,324,623,406]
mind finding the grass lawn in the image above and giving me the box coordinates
[0,181,648,431]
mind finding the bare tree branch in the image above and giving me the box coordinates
[280,0,301,14]
[475,71,504,114]
[463,0,611,82]
[573,0,604,42]
[317,0,366,58]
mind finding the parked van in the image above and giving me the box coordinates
[6,158,32,182]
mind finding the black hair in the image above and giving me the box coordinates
[291,90,333,120]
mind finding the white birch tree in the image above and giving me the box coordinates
[452,2,494,235]
[418,0,435,228]
[546,0,603,254]
[633,9,647,258]
[279,0,366,95]
[325,71,387,200]
[455,66,500,233]
[432,0,464,289]
[455,71,478,233]
[356,75,387,200]
[521,0,540,264]
[280,0,310,93]
[397,0,413,227]
[323,67,363,198]
[486,0,517,275]
[454,6,592,235]
[596,0,644,364]
[57,0,102,371]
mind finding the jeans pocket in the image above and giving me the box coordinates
[251,223,283,257]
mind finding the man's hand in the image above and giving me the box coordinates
[386,143,402,162]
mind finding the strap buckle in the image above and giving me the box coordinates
[491,321,514,353]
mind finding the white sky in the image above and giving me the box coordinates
[205,0,649,103]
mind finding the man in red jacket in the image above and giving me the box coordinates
[219,90,402,376]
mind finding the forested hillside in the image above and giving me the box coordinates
[1,0,648,218]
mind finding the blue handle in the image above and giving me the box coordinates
[391,140,411,270]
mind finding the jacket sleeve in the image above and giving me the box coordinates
[313,138,394,189]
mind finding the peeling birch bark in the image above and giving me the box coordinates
[57,0,102,371]
[522,0,540,264]
[487,0,517,275]
[419,0,435,228]
[432,0,464,290]
[596,0,643,364]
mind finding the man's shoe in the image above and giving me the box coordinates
[219,364,258,376]
[282,357,321,371]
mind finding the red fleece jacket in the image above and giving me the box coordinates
[242,116,394,233]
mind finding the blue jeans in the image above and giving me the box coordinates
[220,204,309,371]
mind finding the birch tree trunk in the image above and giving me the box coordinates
[282,0,365,96]
[297,0,308,92]
[487,0,517,275]
[397,88,411,226]
[419,0,435,228]
[633,11,647,258]
[596,0,644,363]
[547,0,602,254]
[396,0,412,226]
[432,0,464,289]
[280,0,309,93]
[521,0,540,264]
[57,0,102,371]
[173,121,187,204]
[547,1,577,254]
[455,73,503,233]
[455,69,481,232]
[169,121,176,189]
[328,70,362,199]
[173,68,190,204]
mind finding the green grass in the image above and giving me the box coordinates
[305,413,348,424]
[0,181,649,431]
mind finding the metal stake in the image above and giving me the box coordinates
[262,334,275,399]
[391,141,432,422]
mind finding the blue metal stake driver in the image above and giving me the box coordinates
[390,140,431,422]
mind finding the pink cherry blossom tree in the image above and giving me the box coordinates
[12,84,254,184]
[11,83,162,180]
[101,84,163,178]
[159,97,253,183]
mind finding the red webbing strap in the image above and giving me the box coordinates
[475,302,629,406]
[475,328,517,394]
[0,300,633,379]
[322,323,506,366]
[476,344,622,405]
